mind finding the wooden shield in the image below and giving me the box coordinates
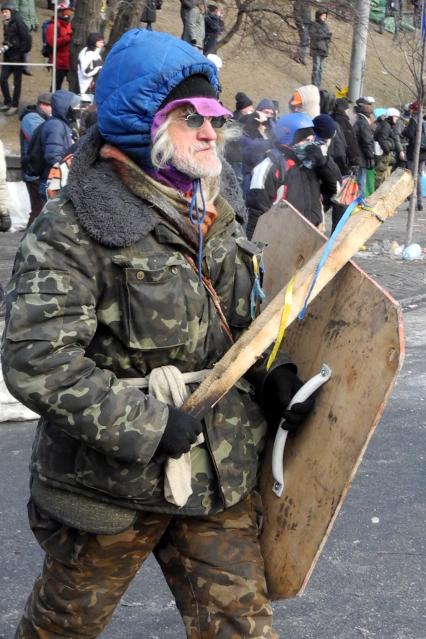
[253,203,404,600]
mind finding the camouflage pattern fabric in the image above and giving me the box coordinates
[1,166,278,516]
[375,153,394,188]
[16,494,277,639]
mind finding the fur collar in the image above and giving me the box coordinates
[65,126,247,248]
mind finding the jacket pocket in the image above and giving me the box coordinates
[112,253,189,350]
[6,269,70,342]
[75,444,163,501]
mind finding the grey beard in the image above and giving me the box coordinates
[171,148,222,179]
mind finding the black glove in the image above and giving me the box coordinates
[305,143,328,168]
[366,157,375,169]
[260,366,315,433]
[350,165,359,176]
[157,406,203,459]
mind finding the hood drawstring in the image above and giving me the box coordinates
[188,178,207,283]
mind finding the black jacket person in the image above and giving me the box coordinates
[246,112,339,238]
[0,1,31,114]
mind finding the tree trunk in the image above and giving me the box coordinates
[70,0,102,93]
[106,0,142,53]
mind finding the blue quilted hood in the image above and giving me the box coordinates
[96,29,220,167]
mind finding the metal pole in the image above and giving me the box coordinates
[52,0,58,92]
[348,0,371,102]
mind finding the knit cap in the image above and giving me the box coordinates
[313,114,336,140]
[235,91,253,110]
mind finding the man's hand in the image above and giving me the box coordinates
[157,406,203,458]
[260,366,315,433]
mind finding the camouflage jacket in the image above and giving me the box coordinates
[2,128,286,517]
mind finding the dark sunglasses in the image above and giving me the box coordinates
[180,112,228,129]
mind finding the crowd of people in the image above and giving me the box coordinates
[1,0,423,238]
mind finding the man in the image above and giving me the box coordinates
[292,0,311,65]
[0,1,31,115]
[309,7,331,87]
[289,83,320,118]
[19,91,52,225]
[38,89,79,200]
[2,30,314,638]
[180,0,206,50]
[45,3,73,89]
[255,97,278,121]
[140,0,162,31]
[203,3,224,54]
[246,112,339,238]
[379,0,402,40]
[15,0,37,75]
[374,107,404,188]
[233,90,254,120]
[353,96,375,197]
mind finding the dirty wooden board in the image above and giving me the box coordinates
[253,203,404,600]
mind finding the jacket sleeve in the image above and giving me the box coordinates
[1,206,168,466]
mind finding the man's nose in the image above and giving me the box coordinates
[197,119,217,141]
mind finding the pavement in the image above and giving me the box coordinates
[0,200,425,639]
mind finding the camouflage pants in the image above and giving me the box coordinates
[375,153,394,188]
[16,493,277,639]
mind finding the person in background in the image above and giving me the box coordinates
[402,100,426,211]
[224,92,253,185]
[379,0,402,40]
[309,7,331,87]
[15,0,37,75]
[332,97,361,173]
[140,0,162,31]
[374,107,404,188]
[313,113,344,231]
[255,98,278,122]
[45,3,73,90]
[233,91,254,121]
[0,1,31,116]
[19,91,52,225]
[246,112,339,238]
[0,138,11,231]
[292,0,311,65]
[240,109,274,198]
[319,89,348,176]
[289,83,320,119]
[203,3,224,54]
[180,0,206,50]
[78,32,104,94]
[353,96,375,197]
[38,89,80,200]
